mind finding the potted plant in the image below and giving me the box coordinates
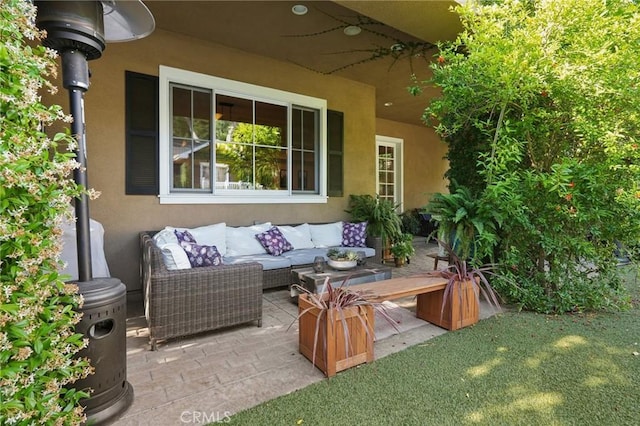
[390,233,416,267]
[326,248,360,270]
[346,194,403,262]
[292,279,398,377]
[418,240,502,330]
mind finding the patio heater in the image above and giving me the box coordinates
[34,1,154,424]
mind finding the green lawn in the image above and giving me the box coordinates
[228,269,640,425]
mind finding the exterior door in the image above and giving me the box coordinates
[376,135,403,208]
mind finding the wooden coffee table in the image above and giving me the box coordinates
[290,262,392,300]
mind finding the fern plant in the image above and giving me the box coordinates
[346,194,402,248]
[426,185,500,261]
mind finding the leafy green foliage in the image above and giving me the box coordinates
[345,194,402,247]
[426,185,501,261]
[399,209,422,236]
[415,0,640,312]
[390,233,416,259]
[0,1,92,423]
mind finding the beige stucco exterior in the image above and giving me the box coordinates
[45,28,448,293]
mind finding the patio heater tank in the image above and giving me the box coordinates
[34,1,154,424]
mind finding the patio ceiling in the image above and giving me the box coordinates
[145,1,463,127]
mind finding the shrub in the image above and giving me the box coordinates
[0,0,92,423]
[414,0,640,312]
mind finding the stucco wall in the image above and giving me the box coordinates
[45,29,447,293]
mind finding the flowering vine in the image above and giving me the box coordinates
[0,0,93,424]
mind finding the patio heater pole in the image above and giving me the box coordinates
[34,2,154,423]
[63,49,93,282]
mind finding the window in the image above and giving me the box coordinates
[159,66,327,204]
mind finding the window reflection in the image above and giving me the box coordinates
[171,85,212,190]
[171,89,319,193]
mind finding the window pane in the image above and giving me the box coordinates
[254,123,284,148]
[303,152,316,191]
[256,102,287,147]
[302,110,316,150]
[292,109,301,149]
[194,141,210,189]
[292,106,319,193]
[291,150,301,191]
[173,138,192,188]
[256,146,286,190]
[193,91,211,140]
[172,87,191,138]
[216,142,254,189]
[171,85,212,190]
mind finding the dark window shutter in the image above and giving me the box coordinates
[125,71,159,195]
[327,109,344,197]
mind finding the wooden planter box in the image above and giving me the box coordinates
[298,293,374,377]
[415,279,479,331]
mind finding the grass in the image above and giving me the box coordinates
[228,268,640,426]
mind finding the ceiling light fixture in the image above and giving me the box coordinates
[343,25,361,36]
[292,4,308,15]
[384,102,393,107]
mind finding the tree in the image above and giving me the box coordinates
[0,0,92,423]
[416,0,640,312]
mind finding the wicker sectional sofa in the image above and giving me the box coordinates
[139,222,382,349]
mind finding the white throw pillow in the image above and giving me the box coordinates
[277,223,314,249]
[153,227,179,246]
[225,222,272,256]
[159,243,191,270]
[183,222,227,256]
[309,222,343,248]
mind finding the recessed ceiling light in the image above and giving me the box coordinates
[343,25,362,36]
[292,5,308,15]
[384,102,393,107]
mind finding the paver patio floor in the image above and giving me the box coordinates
[112,238,497,425]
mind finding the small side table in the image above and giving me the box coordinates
[426,253,450,270]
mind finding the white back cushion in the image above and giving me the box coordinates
[278,223,314,249]
[309,222,343,247]
[226,222,272,256]
[184,222,227,256]
[153,227,179,246]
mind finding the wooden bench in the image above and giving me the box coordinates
[348,275,448,302]
[348,274,479,331]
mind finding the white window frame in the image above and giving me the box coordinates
[159,65,328,204]
[375,135,404,210]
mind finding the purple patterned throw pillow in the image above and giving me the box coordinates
[174,229,197,245]
[256,226,293,256]
[342,221,368,247]
[180,242,223,268]
[175,229,222,267]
